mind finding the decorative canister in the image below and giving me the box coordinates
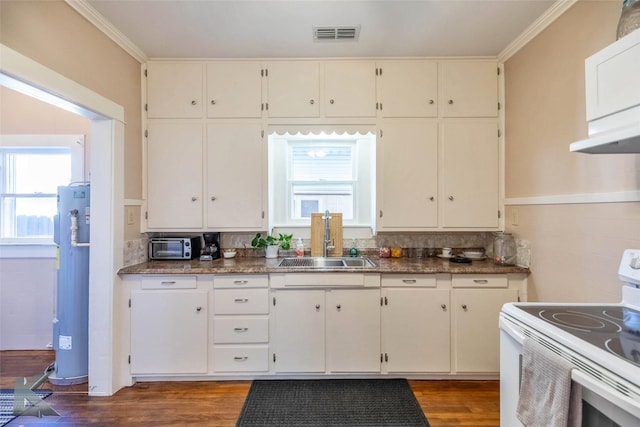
[493,232,516,265]
[617,0,640,40]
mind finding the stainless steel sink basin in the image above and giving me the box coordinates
[278,256,376,269]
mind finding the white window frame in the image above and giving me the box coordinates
[0,134,85,244]
[268,131,376,237]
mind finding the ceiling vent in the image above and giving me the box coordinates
[313,26,360,42]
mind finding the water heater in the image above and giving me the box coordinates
[50,184,90,385]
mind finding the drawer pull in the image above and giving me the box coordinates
[233,356,248,361]
[402,279,417,284]
[234,327,249,332]
[233,280,249,285]
[473,279,489,284]
[234,298,249,303]
[160,281,176,286]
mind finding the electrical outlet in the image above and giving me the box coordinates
[127,208,135,225]
[511,208,519,226]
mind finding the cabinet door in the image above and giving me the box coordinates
[585,33,640,121]
[147,62,203,118]
[206,123,265,230]
[266,62,320,117]
[206,62,262,118]
[273,290,325,373]
[453,288,518,373]
[130,289,208,374]
[378,61,438,117]
[324,61,376,117]
[326,289,380,373]
[382,288,450,372]
[439,61,498,117]
[146,121,203,229]
[441,120,499,228]
[378,121,438,230]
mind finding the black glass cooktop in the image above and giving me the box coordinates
[517,305,640,367]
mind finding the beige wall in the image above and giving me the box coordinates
[0,0,142,201]
[505,0,640,303]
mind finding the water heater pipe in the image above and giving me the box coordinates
[69,210,90,247]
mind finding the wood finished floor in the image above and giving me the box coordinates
[1,350,500,426]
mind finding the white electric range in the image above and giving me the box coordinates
[499,249,640,426]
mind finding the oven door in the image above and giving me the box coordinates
[499,314,640,427]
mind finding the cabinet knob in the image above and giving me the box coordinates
[309,99,315,105]
[429,196,434,201]
[429,99,434,105]
[196,306,202,312]
[336,304,342,311]
[330,99,335,104]
[210,99,216,105]
[191,100,197,105]
[462,304,468,311]
[191,196,198,202]
[211,196,217,201]
[441,304,447,311]
[448,195,454,201]
[315,304,321,311]
[448,99,454,105]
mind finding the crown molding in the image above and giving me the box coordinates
[65,0,148,63]
[498,0,579,63]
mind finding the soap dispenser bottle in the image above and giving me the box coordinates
[349,238,359,257]
[296,237,304,257]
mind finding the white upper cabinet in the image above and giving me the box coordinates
[146,121,203,229]
[206,62,263,118]
[206,122,265,230]
[585,29,640,122]
[439,61,498,117]
[266,61,320,117]
[147,62,204,118]
[377,61,438,118]
[324,61,377,117]
[377,120,438,230]
[441,119,499,228]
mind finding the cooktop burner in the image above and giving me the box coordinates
[517,305,640,367]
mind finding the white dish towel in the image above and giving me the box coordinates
[516,338,582,427]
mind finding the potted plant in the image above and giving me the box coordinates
[250,233,293,258]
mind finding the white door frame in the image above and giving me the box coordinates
[1,44,126,396]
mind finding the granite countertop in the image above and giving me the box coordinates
[118,256,529,275]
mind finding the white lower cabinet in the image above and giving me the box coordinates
[381,282,450,373]
[272,288,381,373]
[130,276,208,375]
[452,275,518,373]
[212,275,270,373]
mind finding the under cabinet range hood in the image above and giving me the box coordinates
[570,123,640,154]
[570,29,640,154]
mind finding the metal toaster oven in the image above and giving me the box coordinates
[149,237,201,260]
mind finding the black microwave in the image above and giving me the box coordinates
[149,237,201,260]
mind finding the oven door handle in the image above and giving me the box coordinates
[499,315,526,345]
[572,369,640,420]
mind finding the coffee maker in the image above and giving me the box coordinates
[201,232,220,261]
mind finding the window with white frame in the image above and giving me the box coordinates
[268,131,375,230]
[0,135,85,243]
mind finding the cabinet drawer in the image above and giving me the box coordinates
[381,274,436,287]
[451,274,507,288]
[214,289,269,314]
[141,276,197,289]
[213,274,268,289]
[213,316,269,343]
[213,345,269,372]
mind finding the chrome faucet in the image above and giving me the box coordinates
[323,210,335,257]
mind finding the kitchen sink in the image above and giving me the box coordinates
[278,256,376,269]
